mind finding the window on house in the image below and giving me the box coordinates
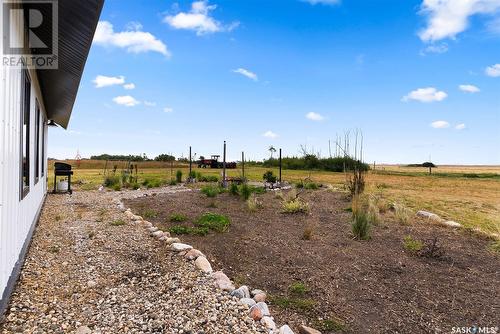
[35,100,40,183]
[41,115,46,177]
[20,70,31,199]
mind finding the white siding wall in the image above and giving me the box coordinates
[0,4,48,304]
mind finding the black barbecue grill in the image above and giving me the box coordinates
[53,162,73,194]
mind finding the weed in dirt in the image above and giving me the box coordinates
[302,223,315,240]
[304,182,320,190]
[247,194,262,212]
[55,215,62,221]
[289,281,310,295]
[195,213,231,232]
[420,237,445,259]
[263,170,277,183]
[403,235,424,253]
[367,196,381,225]
[239,184,252,200]
[270,295,316,311]
[169,225,209,236]
[392,202,412,225]
[282,198,309,213]
[314,318,347,332]
[141,208,158,219]
[168,179,178,186]
[112,183,122,191]
[169,213,187,222]
[110,220,126,226]
[88,230,95,239]
[489,240,500,253]
[201,185,222,198]
[352,210,371,240]
[48,245,60,253]
[229,183,239,195]
[176,170,183,183]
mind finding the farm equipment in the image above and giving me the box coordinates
[198,155,237,169]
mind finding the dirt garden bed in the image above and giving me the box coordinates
[125,187,500,333]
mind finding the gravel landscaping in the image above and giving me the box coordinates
[0,187,268,333]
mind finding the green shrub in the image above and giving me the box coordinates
[142,209,157,219]
[229,183,239,195]
[110,220,126,226]
[289,282,309,295]
[201,185,221,198]
[112,183,122,191]
[282,198,309,213]
[263,170,277,183]
[176,170,183,183]
[269,296,316,311]
[168,179,178,186]
[104,175,120,188]
[188,170,196,180]
[489,240,500,253]
[239,184,252,200]
[169,225,192,235]
[169,213,187,222]
[304,182,319,190]
[195,213,231,232]
[198,175,219,182]
[352,210,370,240]
[403,236,424,253]
[142,178,163,189]
[247,194,262,212]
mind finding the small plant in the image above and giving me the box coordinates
[142,209,158,219]
[170,213,187,223]
[263,170,277,183]
[207,201,218,208]
[176,170,183,183]
[195,212,231,232]
[489,240,500,254]
[112,183,122,191]
[104,175,120,188]
[110,219,126,226]
[351,202,371,240]
[314,318,347,332]
[87,230,95,239]
[403,235,424,253]
[188,170,197,180]
[304,182,319,190]
[420,237,444,258]
[246,194,262,212]
[229,183,239,195]
[367,196,381,225]
[269,296,316,311]
[169,225,192,235]
[55,214,62,221]
[201,185,220,198]
[239,183,252,200]
[168,179,178,186]
[302,224,314,240]
[289,281,309,295]
[282,198,309,213]
[393,202,411,225]
[48,245,60,253]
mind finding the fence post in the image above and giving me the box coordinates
[222,141,227,187]
[279,148,282,183]
[242,151,245,180]
[189,146,192,182]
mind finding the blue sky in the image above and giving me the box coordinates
[49,0,500,164]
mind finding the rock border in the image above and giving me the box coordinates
[114,196,319,334]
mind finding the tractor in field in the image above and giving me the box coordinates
[198,155,237,169]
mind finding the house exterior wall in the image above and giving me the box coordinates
[0,4,49,311]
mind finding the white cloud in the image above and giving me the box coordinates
[487,16,500,33]
[113,95,140,107]
[418,0,500,42]
[263,130,278,139]
[306,112,325,121]
[164,1,239,36]
[459,84,480,93]
[485,63,500,77]
[455,123,466,130]
[420,43,449,55]
[232,68,258,81]
[144,101,157,107]
[93,75,125,88]
[94,21,170,56]
[402,87,448,103]
[164,107,174,113]
[430,120,450,129]
[123,83,136,90]
[302,0,340,5]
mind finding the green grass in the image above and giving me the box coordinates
[269,295,316,311]
[110,219,126,226]
[169,213,187,222]
[488,240,500,254]
[289,281,310,295]
[314,318,347,332]
[403,235,424,253]
[169,225,209,236]
[195,212,231,232]
[201,185,223,198]
[141,208,158,219]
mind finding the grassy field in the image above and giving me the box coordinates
[49,160,500,237]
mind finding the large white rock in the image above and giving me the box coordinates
[212,271,235,291]
[231,285,250,299]
[279,325,295,334]
[194,256,213,273]
[261,316,276,331]
[76,326,92,334]
[298,325,322,334]
[152,230,164,238]
[416,210,441,221]
[239,298,256,308]
[185,249,205,260]
[249,302,270,320]
[443,220,462,228]
[171,243,193,252]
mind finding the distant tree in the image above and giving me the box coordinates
[422,162,436,175]
[155,154,176,162]
[268,145,276,159]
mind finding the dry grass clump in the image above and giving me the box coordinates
[302,222,316,240]
[367,195,381,225]
[282,198,309,214]
[351,195,371,240]
[247,194,262,212]
[392,202,412,225]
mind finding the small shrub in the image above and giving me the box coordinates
[247,194,262,212]
[352,210,370,240]
[315,318,347,332]
[489,240,500,253]
[112,183,122,191]
[195,213,231,232]
[229,183,239,195]
[304,182,319,190]
[270,296,316,311]
[169,213,187,222]
[367,196,381,225]
[104,175,120,188]
[201,185,220,198]
[420,237,444,258]
[131,182,140,190]
[393,202,411,225]
[55,214,62,221]
[169,225,192,235]
[188,170,196,180]
[282,198,309,213]
[142,209,158,219]
[176,170,183,183]
[110,220,126,226]
[403,236,424,253]
[302,224,314,240]
[168,179,178,186]
[198,174,219,182]
[143,178,162,189]
[207,201,217,208]
[289,281,309,295]
[263,170,277,183]
[48,245,60,253]
[239,183,252,200]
